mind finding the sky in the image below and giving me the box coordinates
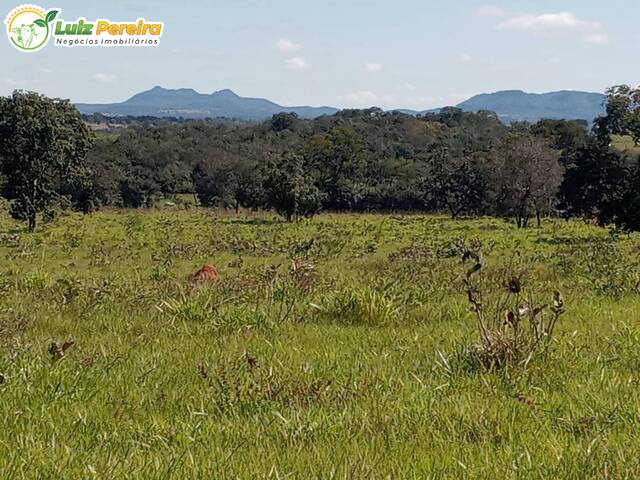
[2,0,639,110]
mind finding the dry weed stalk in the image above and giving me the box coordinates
[462,250,564,370]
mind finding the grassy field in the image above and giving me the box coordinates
[1,209,640,478]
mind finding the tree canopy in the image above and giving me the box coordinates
[0,91,93,231]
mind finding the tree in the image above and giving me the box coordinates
[488,133,562,228]
[0,91,93,231]
[531,119,588,167]
[595,85,640,145]
[616,161,640,231]
[262,153,324,222]
[559,139,628,225]
[303,127,368,209]
[191,163,223,208]
[558,84,640,232]
[270,112,299,132]
[192,150,263,212]
[424,140,488,218]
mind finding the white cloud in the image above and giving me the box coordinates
[495,11,608,44]
[275,38,302,52]
[476,6,505,17]
[399,83,416,91]
[285,57,308,70]
[459,53,472,63]
[497,12,600,33]
[94,73,117,83]
[365,62,383,72]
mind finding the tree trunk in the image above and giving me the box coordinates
[28,214,36,233]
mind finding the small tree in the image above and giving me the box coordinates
[263,153,324,222]
[0,91,93,231]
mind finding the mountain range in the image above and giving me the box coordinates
[76,87,338,121]
[76,87,607,123]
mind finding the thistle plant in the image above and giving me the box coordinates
[462,249,565,370]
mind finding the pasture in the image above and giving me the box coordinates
[1,209,639,478]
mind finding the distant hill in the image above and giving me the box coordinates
[453,90,606,123]
[76,87,607,123]
[75,86,338,121]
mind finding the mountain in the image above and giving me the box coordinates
[75,86,338,121]
[76,87,607,124]
[453,90,606,123]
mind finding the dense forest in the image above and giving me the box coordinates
[1,85,640,230]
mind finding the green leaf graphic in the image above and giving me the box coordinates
[45,10,59,23]
[34,19,46,28]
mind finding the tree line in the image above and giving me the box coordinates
[0,86,639,232]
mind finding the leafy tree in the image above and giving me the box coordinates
[191,163,221,207]
[262,153,324,221]
[303,127,368,209]
[119,174,158,208]
[596,85,640,144]
[616,161,640,231]
[270,112,299,132]
[531,119,588,166]
[559,139,628,225]
[0,91,93,231]
[424,141,488,218]
[224,165,264,213]
[192,151,263,212]
[58,165,101,214]
[558,84,640,232]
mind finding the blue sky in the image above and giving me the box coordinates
[2,0,638,109]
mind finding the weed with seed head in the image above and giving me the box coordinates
[462,249,565,371]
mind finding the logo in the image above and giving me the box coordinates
[5,4,164,52]
[5,4,58,52]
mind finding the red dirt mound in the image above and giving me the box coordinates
[191,264,219,282]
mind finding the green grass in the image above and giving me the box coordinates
[1,209,640,478]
